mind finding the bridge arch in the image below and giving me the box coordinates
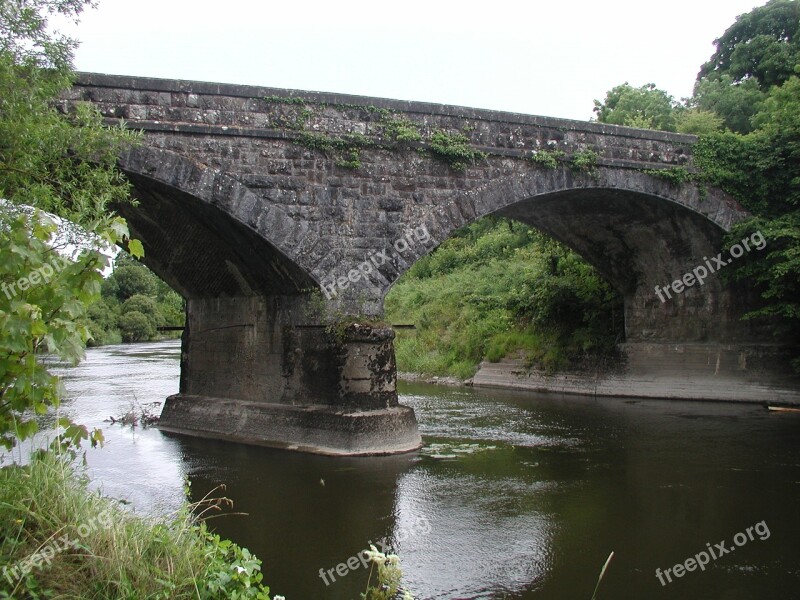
[381,167,751,343]
[115,145,316,298]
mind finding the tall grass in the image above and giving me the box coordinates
[0,451,274,599]
[385,217,623,379]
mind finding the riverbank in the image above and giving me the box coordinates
[0,451,275,599]
[397,371,467,387]
[401,342,800,405]
[477,341,800,405]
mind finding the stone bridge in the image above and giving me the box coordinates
[65,73,786,455]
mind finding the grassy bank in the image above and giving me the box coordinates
[385,217,623,379]
[0,451,274,599]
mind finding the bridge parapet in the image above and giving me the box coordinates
[68,72,695,172]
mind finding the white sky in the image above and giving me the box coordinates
[58,0,765,121]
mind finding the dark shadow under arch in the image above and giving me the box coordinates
[115,147,316,298]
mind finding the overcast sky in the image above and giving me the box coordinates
[59,0,765,121]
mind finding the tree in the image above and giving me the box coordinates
[118,311,156,343]
[121,293,162,340]
[699,0,800,90]
[121,294,160,319]
[675,109,724,135]
[691,46,800,371]
[85,297,121,346]
[692,0,798,133]
[593,83,679,131]
[0,0,140,448]
[690,74,765,134]
[158,288,186,326]
[113,264,157,300]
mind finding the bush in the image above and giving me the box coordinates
[118,310,156,343]
[121,293,162,323]
[386,217,623,377]
[113,265,157,301]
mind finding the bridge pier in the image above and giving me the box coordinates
[158,296,421,455]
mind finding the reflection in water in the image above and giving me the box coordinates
[33,341,800,599]
[176,436,415,600]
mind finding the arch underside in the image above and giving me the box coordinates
[380,168,753,343]
[492,187,751,342]
[115,169,315,300]
[495,188,728,297]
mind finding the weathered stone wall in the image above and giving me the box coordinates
[165,295,419,455]
[182,296,398,409]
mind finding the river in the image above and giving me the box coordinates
[30,340,800,599]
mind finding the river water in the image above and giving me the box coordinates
[28,340,800,599]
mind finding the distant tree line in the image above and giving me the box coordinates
[86,254,185,345]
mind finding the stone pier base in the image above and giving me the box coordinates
[158,296,421,455]
[158,395,421,456]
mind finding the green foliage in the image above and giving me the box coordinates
[640,167,693,186]
[263,94,307,105]
[0,0,148,449]
[723,215,800,343]
[692,126,796,216]
[112,263,158,300]
[692,0,798,133]
[386,217,623,377]
[0,64,137,232]
[298,131,370,169]
[381,115,422,144]
[691,74,766,134]
[570,149,599,175]
[158,288,186,328]
[527,148,566,169]
[298,121,486,171]
[428,129,487,172]
[88,253,185,345]
[675,109,724,135]
[686,3,800,368]
[85,298,121,346]
[118,311,156,342]
[121,293,161,321]
[752,73,800,136]
[0,6,270,596]
[84,255,185,345]
[0,0,91,69]
[274,105,312,130]
[361,544,414,600]
[0,451,276,599]
[698,0,800,90]
[0,208,107,448]
[593,82,679,131]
